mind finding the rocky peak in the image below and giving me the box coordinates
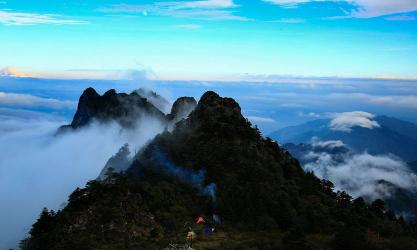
[192,91,244,122]
[167,96,197,123]
[82,87,100,98]
[62,87,167,130]
[197,91,241,114]
[102,89,117,97]
[178,91,250,139]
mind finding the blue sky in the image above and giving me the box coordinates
[1,0,417,80]
[1,4,417,248]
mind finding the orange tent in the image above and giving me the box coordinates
[196,217,206,224]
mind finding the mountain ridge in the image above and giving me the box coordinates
[22,90,417,250]
[58,87,197,133]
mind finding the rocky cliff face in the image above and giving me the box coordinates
[59,88,167,131]
[59,88,196,133]
[22,90,417,250]
[167,96,197,123]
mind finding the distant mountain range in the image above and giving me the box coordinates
[270,115,417,162]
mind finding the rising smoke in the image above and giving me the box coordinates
[151,150,217,203]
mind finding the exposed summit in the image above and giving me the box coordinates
[59,88,197,132]
[63,88,166,130]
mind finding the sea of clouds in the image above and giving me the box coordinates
[303,139,417,201]
[1,75,417,248]
[0,110,165,249]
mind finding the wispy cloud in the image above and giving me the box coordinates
[247,116,276,123]
[0,9,87,26]
[0,66,41,78]
[173,24,203,29]
[329,92,417,109]
[0,66,154,80]
[311,138,347,149]
[0,92,76,109]
[179,0,236,8]
[298,111,321,118]
[263,0,314,9]
[99,0,249,21]
[263,0,417,18]
[270,18,305,23]
[349,0,417,18]
[369,95,417,109]
[59,68,154,80]
[385,15,416,21]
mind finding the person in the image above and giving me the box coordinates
[187,231,196,247]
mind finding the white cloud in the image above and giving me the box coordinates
[247,116,276,123]
[369,95,417,109]
[99,0,249,21]
[263,0,314,8]
[0,66,41,78]
[311,137,347,149]
[327,92,417,109]
[27,68,155,80]
[0,92,76,109]
[349,0,417,18]
[0,113,166,249]
[303,143,417,201]
[0,9,87,26]
[1,66,155,80]
[263,0,417,18]
[298,111,321,118]
[329,111,380,132]
[0,108,65,133]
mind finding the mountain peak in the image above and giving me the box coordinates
[189,91,244,128]
[168,97,197,123]
[199,90,220,102]
[63,87,166,130]
[102,89,117,97]
[198,91,240,112]
[82,87,99,97]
